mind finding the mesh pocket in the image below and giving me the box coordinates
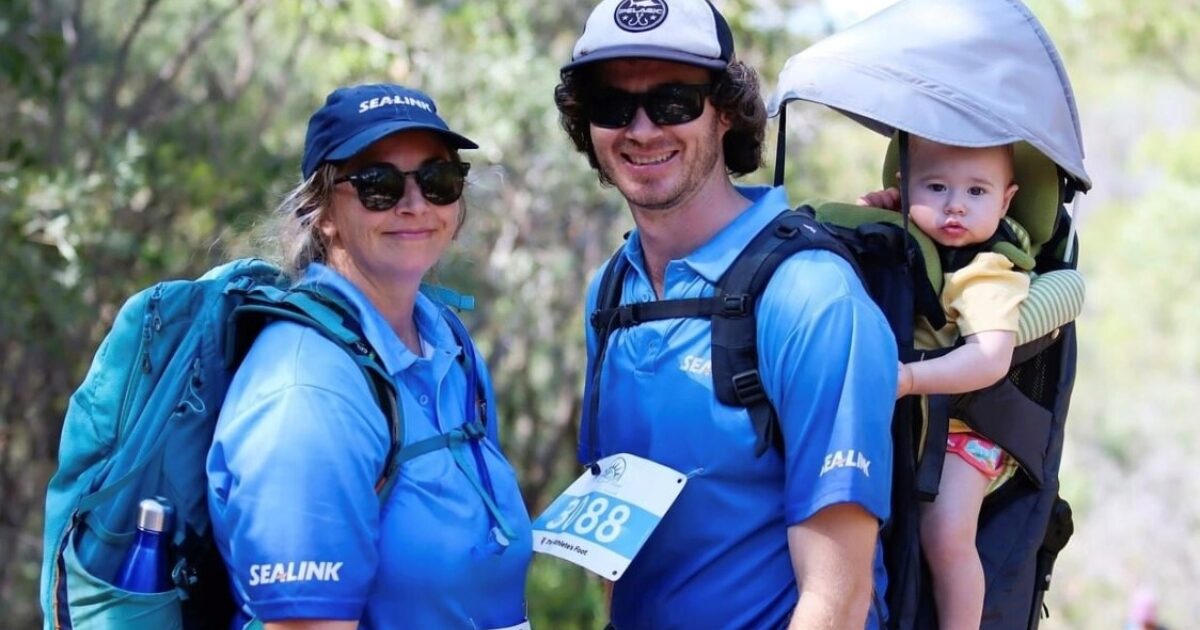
[54,523,184,630]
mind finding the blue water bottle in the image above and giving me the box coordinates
[113,497,173,593]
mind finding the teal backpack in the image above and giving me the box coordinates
[40,258,487,629]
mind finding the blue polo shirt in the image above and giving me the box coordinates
[581,186,896,629]
[207,263,531,629]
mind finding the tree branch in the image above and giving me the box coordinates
[98,0,163,136]
[350,23,410,56]
[46,0,86,167]
[227,4,262,98]
[255,19,309,132]
[122,0,265,132]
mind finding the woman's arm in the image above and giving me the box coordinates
[897,329,1016,398]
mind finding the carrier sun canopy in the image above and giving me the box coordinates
[768,0,1091,191]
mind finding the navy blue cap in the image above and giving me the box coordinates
[301,83,478,180]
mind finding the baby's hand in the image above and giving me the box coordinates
[896,362,913,399]
[856,187,902,210]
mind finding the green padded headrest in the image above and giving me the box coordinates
[882,136,1061,256]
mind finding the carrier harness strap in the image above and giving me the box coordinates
[583,249,631,470]
[915,394,950,501]
[712,209,863,456]
[821,219,948,341]
[939,217,1034,274]
[587,208,863,462]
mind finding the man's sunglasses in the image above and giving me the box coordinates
[585,83,714,129]
[334,161,470,210]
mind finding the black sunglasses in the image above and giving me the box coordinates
[584,83,714,129]
[334,161,470,210]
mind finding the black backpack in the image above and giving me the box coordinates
[583,201,1079,630]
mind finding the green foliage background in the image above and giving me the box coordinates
[1,0,1196,627]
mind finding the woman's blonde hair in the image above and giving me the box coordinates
[252,164,339,279]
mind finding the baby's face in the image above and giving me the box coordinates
[906,139,1019,248]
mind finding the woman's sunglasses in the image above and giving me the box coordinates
[334,161,470,210]
[584,83,714,129]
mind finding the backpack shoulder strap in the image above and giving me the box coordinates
[230,284,403,498]
[583,244,755,465]
[439,305,488,428]
[711,207,862,456]
[409,303,517,545]
[582,246,630,468]
[590,246,632,333]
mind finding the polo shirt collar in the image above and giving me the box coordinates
[620,185,789,285]
[298,263,461,375]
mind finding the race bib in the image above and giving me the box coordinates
[532,453,688,581]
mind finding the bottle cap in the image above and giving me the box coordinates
[137,497,172,533]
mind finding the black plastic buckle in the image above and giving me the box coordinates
[722,294,749,316]
[618,304,637,327]
[775,223,800,238]
[731,369,766,405]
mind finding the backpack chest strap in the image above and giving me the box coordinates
[590,293,751,331]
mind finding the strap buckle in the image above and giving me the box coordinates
[618,304,641,327]
[774,223,800,238]
[461,420,486,441]
[589,310,605,331]
[730,369,766,405]
[721,294,749,316]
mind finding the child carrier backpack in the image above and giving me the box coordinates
[41,258,489,630]
[584,185,1083,629]
[761,0,1092,625]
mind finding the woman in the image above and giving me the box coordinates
[206,83,532,629]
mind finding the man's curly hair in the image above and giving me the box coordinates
[554,60,766,185]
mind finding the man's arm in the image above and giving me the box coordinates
[786,502,879,629]
[898,329,1015,398]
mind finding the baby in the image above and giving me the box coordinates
[861,135,1029,629]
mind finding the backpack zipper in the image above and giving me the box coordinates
[115,286,161,445]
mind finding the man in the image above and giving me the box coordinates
[554,0,897,628]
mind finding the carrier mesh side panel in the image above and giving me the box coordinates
[1007,338,1060,409]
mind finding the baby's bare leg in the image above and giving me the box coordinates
[919,454,992,630]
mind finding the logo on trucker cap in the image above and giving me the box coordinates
[615,0,669,32]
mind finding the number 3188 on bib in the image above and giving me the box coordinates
[532,453,688,580]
